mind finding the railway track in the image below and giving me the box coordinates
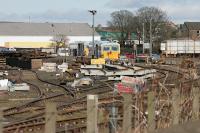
[3,63,192,133]
[3,70,116,124]
[30,70,75,97]
[3,70,75,118]
[3,94,121,133]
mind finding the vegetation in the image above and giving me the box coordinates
[107,10,135,46]
[51,34,69,53]
[107,6,177,52]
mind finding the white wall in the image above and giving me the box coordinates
[0,35,101,47]
[68,36,100,43]
[0,36,52,46]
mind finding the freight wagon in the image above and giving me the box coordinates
[161,39,200,56]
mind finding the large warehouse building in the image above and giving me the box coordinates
[0,22,100,48]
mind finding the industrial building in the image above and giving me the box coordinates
[0,22,100,49]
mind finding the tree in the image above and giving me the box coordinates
[136,7,168,39]
[135,7,172,52]
[51,34,69,53]
[107,10,135,46]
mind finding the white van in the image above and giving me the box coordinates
[57,48,69,56]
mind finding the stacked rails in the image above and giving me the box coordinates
[4,50,49,69]
[21,51,48,59]
[6,58,43,69]
[0,57,7,69]
[0,50,49,59]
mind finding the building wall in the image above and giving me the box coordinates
[5,42,53,48]
[189,30,200,40]
[67,36,100,43]
[97,31,137,41]
[0,36,101,48]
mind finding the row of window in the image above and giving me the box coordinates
[103,46,119,51]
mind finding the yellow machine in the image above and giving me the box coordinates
[100,42,120,61]
[91,42,120,64]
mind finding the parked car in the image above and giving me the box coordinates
[125,53,135,59]
[136,54,148,63]
[57,48,69,56]
[150,54,160,63]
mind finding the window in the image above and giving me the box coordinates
[61,49,68,53]
[197,30,200,36]
[112,46,119,51]
[103,46,110,51]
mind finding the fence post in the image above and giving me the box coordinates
[192,87,199,120]
[172,88,180,125]
[147,91,155,132]
[45,102,57,133]
[0,109,2,133]
[87,95,98,133]
[109,107,118,133]
[122,93,133,133]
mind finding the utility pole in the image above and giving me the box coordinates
[184,23,190,55]
[149,19,152,57]
[64,39,67,63]
[64,36,68,63]
[88,10,97,58]
[87,95,98,133]
[142,23,145,53]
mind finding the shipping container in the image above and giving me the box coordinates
[161,39,200,55]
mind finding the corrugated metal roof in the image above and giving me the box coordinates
[0,22,99,36]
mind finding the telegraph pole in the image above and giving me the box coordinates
[149,19,152,57]
[142,23,145,53]
[88,10,97,58]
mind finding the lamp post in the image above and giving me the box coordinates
[88,10,97,58]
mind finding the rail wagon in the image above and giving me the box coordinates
[99,42,120,61]
[161,39,200,56]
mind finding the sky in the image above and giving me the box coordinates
[0,0,199,26]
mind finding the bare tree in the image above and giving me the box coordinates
[107,10,135,46]
[51,34,69,53]
[135,6,177,52]
[107,7,177,53]
[136,7,168,40]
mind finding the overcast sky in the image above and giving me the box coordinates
[0,0,199,26]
